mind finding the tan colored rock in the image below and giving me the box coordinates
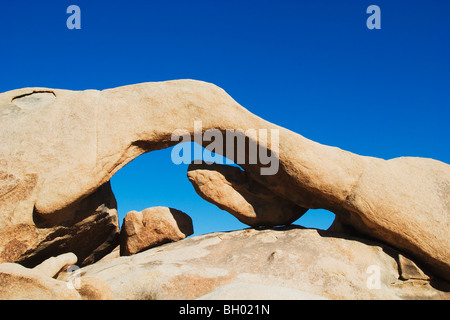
[0,178,119,268]
[33,252,77,278]
[0,262,81,300]
[187,162,307,227]
[197,282,327,300]
[398,254,431,281]
[0,80,448,280]
[120,207,193,256]
[58,228,449,300]
[0,256,113,300]
[390,279,450,300]
[98,245,120,262]
[77,276,114,300]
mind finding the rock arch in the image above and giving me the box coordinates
[0,80,448,280]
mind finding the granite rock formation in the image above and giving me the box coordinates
[0,80,449,284]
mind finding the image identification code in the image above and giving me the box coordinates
[179,304,270,317]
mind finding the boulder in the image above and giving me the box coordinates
[120,207,194,256]
[0,262,81,300]
[57,227,449,300]
[0,81,449,280]
[187,162,307,227]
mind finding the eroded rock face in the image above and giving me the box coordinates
[120,207,193,256]
[57,228,450,300]
[0,81,449,281]
[187,162,307,227]
[0,179,119,268]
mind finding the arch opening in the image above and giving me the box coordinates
[110,142,336,236]
[111,142,247,236]
[295,209,335,230]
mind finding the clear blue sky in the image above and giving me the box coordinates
[1,1,449,236]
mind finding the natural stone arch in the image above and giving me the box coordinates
[0,80,449,280]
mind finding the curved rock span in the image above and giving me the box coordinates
[0,80,449,281]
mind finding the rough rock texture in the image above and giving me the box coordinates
[120,207,194,256]
[0,80,449,280]
[76,276,114,300]
[0,176,119,267]
[0,262,82,300]
[187,162,307,227]
[5,181,120,268]
[398,254,431,281]
[57,227,449,300]
[0,252,113,300]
